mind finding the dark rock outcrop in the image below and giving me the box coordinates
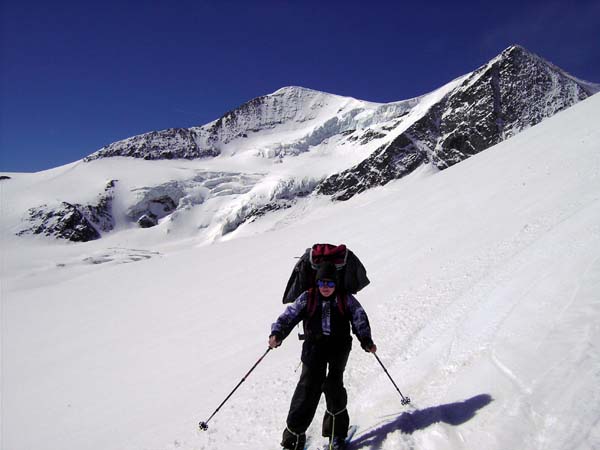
[317,45,599,200]
[85,128,219,161]
[18,202,101,242]
[17,180,117,242]
[432,45,595,169]
[137,214,158,228]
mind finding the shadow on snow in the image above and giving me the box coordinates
[348,394,493,450]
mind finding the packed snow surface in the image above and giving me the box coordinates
[2,94,600,450]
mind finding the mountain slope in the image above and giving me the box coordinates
[4,46,597,244]
[2,87,599,450]
[84,86,391,161]
[316,45,599,199]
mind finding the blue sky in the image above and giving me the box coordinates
[1,0,598,172]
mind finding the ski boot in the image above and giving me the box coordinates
[281,427,306,450]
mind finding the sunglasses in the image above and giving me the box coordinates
[317,280,336,288]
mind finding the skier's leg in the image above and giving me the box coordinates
[282,360,327,449]
[322,344,351,439]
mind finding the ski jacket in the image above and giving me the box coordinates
[271,291,374,351]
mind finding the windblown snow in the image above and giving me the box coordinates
[1,94,599,450]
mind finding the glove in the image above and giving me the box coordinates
[269,334,282,349]
[361,339,377,353]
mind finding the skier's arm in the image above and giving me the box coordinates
[270,291,308,346]
[346,294,376,352]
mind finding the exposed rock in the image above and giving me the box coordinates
[127,182,187,228]
[222,201,294,235]
[206,87,323,141]
[137,214,158,228]
[317,133,428,200]
[317,45,599,200]
[432,45,595,169]
[17,180,117,242]
[358,129,388,145]
[82,180,117,232]
[18,202,101,242]
[0,175,11,181]
[85,128,219,161]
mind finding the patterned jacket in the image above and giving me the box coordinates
[271,290,374,351]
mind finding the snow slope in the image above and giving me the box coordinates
[2,93,600,450]
[0,77,464,247]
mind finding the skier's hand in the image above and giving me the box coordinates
[269,335,281,349]
[362,342,377,353]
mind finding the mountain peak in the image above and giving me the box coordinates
[493,44,600,95]
[271,86,324,96]
[492,44,546,68]
[501,44,531,56]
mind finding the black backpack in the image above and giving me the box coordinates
[282,243,370,304]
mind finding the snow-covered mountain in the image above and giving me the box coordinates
[319,45,600,199]
[84,86,416,162]
[85,46,597,172]
[2,82,599,450]
[4,45,597,245]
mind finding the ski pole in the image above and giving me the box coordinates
[199,347,272,431]
[373,353,411,405]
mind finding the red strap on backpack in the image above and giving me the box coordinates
[307,289,347,318]
[307,288,318,316]
[336,293,347,316]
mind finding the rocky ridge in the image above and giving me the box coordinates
[84,86,418,162]
[316,45,600,199]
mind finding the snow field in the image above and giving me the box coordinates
[1,94,600,449]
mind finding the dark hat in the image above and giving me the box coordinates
[316,261,337,282]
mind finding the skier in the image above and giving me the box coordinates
[269,261,377,450]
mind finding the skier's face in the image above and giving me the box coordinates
[317,279,336,297]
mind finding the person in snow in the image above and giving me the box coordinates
[269,261,377,450]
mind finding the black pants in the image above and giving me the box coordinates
[286,337,351,438]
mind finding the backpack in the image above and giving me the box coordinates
[282,243,370,305]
